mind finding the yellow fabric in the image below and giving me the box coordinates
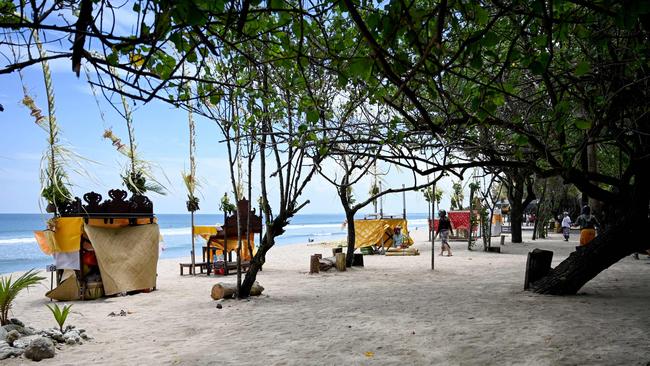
[34,230,55,255]
[193,225,219,239]
[84,223,160,296]
[580,228,596,246]
[207,233,256,262]
[53,217,84,253]
[353,219,413,249]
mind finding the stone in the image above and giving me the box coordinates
[2,324,32,336]
[0,327,6,341]
[23,337,55,361]
[0,340,23,360]
[63,330,81,345]
[9,319,24,327]
[5,330,20,346]
[2,324,21,333]
[40,328,65,343]
[12,335,44,349]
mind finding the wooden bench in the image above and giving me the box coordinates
[179,262,209,276]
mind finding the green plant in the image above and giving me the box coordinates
[219,193,236,213]
[0,269,44,325]
[46,303,72,333]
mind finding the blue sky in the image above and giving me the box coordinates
[0,59,461,215]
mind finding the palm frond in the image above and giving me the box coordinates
[0,269,44,325]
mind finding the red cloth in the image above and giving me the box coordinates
[428,211,478,232]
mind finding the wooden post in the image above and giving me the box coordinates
[310,255,320,274]
[524,249,553,290]
[500,235,505,246]
[191,212,196,275]
[335,252,346,271]
[332,247,343,256]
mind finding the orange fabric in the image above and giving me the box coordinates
[580,228,596,246]
[34,230,55,255]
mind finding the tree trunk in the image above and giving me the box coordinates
[530,221,637,294]
[532,169,650,294]
[240,215,288,297]
[344,210,356,267]
[510,200,524,243]
[506,173,535,244]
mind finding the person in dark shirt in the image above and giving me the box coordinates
[575,205,600,246]
[436,210,454,256]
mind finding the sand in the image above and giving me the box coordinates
[5,228,650,365]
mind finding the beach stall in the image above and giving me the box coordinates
[183,199,262,276]
[353,216,414,254]
[34,189,160,301]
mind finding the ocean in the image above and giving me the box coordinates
[0,212,431,274]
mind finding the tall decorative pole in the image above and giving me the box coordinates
[431,181,436,270]
[402,184,406,219]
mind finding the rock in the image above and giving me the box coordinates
[5,330,20,346]
[40,328,65,343]
[63,330,81,345]
[0,327,6,341]
[9,319,24,327]
[2,324,32,336]
[2,324,21,333]
[0,340,23,360]
[12,335,44,349]
[23,337,55,361]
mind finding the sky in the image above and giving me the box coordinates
[0,54,467,216]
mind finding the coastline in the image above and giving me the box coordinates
[3,229,649,365]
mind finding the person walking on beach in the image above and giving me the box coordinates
[436,210,454,256]
[561,212,572,241]
[575,205,600,246]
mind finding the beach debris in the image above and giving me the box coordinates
[216,304,223,309]
[108,310,128,317]
[211,281,264,300]
[0,340,23,359]
[365,351,374,358]
[23,337,55,361]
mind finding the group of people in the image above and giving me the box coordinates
[560,205,600,245]
[391,205,601,257]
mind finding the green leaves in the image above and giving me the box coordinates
[0,270,44,325]
[574,118,592,130]
[348,57,374,81]
[46,303,72,333]
[574,61,590,76]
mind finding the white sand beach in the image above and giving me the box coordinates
[5,229,650,365]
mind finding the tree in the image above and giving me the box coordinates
[4,1,649,295]
[338,0,650,294]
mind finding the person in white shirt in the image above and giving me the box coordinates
[561,212,572,241]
